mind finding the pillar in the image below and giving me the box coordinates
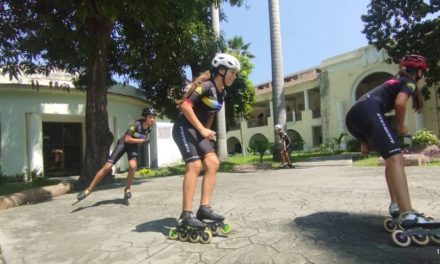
[26,113,43,180]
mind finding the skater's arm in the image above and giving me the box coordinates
[205,115,214,129]
[180,100,216,139]
[394,92,409,135]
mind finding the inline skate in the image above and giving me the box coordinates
[391,211,440,247]
[196,206,231,236]
[383,202,400,232]
[168,211,212,243]
[72,189,91,206]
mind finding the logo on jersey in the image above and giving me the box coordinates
[407,82,416,93]
[194,86,203,95]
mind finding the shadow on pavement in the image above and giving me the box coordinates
[70,198,129,213]
[293,211,440,263]
[134,217,177,236]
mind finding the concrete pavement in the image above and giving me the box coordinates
[1,159,440,264]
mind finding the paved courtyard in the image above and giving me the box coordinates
[1,159,440,264]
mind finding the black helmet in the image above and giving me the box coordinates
[141,107,157,116]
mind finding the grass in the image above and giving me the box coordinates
[0,178,62,196]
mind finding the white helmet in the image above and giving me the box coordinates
[275,124,282,130]
[212,53,241,71]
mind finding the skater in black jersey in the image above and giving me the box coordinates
[275,124,294,168]
[73,107,156,205]
[170,53,240,240]
[345,54,433,231]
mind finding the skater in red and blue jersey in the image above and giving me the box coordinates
[74,107,156,204]
[170,53,240,242]
[346,55,433,232]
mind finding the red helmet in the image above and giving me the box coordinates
[399,54,429,72]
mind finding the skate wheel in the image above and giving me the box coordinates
[392,230,411,247]
[210,224,220,235]
[189,232,200,243]
[411,235,430,246]
[220,222,231,235]
[178,231,189,242]
[168,229,178,240]
[430,235,440,244]
[200,229,212,244]
[383,218,396,233]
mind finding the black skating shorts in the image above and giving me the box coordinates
[172,120,215,163]
[345,98,401,159]
[107,138,138,164]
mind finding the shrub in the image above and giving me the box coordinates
[247,139,271,163]
[412,128,439,147]
[346,139,361,152]
[422,145,440,161]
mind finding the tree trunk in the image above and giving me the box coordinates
[211,3,229,161]
[268,0,286,162]
[78,16,114,186]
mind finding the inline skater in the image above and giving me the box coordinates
[345,54,439,246]
[275,124,294,168]
[169,53,240,242]
[73,107,156,205]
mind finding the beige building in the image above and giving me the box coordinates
[0,71,182,178]
[227,46,440,154]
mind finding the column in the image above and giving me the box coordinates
[336,102,346,150]
[26,113,43,180]
[415,112,424,132]
[304,90,310,110]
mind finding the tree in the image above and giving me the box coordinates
[225,36,256,127]
[0,0,244,185]
[227,36,255,59]
[268,0,286,161]
[362,0,440,99]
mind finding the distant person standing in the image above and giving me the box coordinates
[275,124,294,168]
[73,107,157,205]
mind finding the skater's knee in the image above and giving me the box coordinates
[385,154,404,167]
[187,160,203,173]
[203,153,219,171]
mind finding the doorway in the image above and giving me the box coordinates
[43,122,82,177]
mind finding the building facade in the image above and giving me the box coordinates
[227,46,440,154]
[0,71,181,177]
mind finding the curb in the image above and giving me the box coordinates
[0,181,73,211]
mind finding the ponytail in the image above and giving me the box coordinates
[176,71,212,110]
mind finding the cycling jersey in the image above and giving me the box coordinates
[173,80,224,163]
[345,77,415,159]
[278,132,291,150]
[107,119,151,164]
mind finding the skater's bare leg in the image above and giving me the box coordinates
[385,154,413,213]
[125,159,137,190]
[87,162,114,192]
[183,160,202,212]
[200,153,220,206]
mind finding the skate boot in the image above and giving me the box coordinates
[124,188,132,199]
[383,202,400,232]
[168,211,212,243]
[278,163,287,169]
[72,189,90,206]
[391,211,440,247]
[196,205,231,236]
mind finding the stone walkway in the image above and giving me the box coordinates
[0,160,440,263]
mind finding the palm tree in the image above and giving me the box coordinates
[212,2,229,161]
[268,0,286,161]
[227,36,255,59]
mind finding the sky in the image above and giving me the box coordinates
[220,0,371,85]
